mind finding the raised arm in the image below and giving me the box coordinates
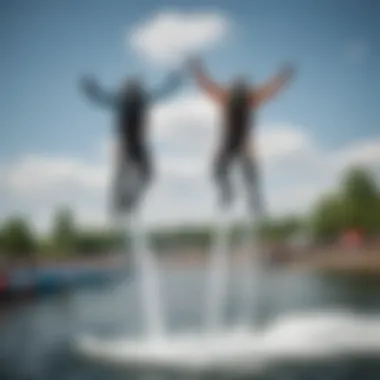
[250,64,295,108]
[188,58,227,104]
[80,75,120,110]
[149,71,183,103]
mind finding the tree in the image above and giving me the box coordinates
[342,166,379,202]
[340,166,380,234]
[310,193,346,241]
[310,166,380,241]
[1,216,37,258]
[51,206,77,255]
[0,228,3,252]
[76,229,122,255]
[258,215,304,242]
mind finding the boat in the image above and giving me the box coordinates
[0,264,129,300]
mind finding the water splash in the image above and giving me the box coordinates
[236,211,261,327]
[234,165,266,328]
[128,212,164,339]
[205,209,230,333]
[79,310,380,373]
[206,174,264,332]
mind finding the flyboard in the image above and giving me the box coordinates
[75,164,380,375]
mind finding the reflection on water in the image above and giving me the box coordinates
[0,268,379,379]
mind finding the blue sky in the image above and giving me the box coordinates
[1,0,379,230]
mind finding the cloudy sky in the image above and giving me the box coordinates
[1,0,379,232]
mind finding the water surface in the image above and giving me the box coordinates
[0,267,379,379]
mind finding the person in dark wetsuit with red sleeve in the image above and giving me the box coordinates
[80,72,183,217]
[188,58,296,218]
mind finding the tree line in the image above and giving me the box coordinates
[0,166,379,262]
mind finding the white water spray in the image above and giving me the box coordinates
[235,172,266,328]
[205,165,264,332]
[128,212,164,340]
[236,211,261,328]
[119,163,165,339]
[205,208,230,333]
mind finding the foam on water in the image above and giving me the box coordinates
[77,310,380,374]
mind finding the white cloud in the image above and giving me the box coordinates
[129,11,230,66]
[1,93,379,232]
[0,155,107,196]
[258,126,312,161]
[333,139,380,171]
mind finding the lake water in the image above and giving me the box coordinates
[0,266,379,380]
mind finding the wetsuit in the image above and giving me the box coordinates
[214,84,261,214]
[191,60,294,215]
[113,85,150,214]
[81,73,182,215]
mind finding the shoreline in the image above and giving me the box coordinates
[2,246,380,274]
[148,246,380,275]
[288,248,380,274]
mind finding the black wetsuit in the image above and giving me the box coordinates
[214,86,262,214]
[82,73,182,215]
[113,87,152,213]
[223,86,251,155]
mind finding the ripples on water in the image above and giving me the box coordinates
[0,268,379,380]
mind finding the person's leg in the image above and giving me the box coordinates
[110,156,128,218]
[122,148,153,213]
[212,148,235,210]
[239,144,270,322]
[240,144,266,220]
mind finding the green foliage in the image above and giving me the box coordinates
[341,166,379,202]
[310,193,346,240]
[51,206,77,255]
[0,216,37,258]
[0,229,3,252]
[259,215,304,242]
[310,166,380,240]
[151,225,212,250]
[75,229,122,255]
[340,167,380,234]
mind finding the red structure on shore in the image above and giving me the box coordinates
[340,229,364,249]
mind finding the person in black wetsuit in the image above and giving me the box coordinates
[189,58,296,217]
[80,72,183,216]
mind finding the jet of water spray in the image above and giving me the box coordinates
[236,177,266,328]
[128,212,165,340]
[205,208,231,333]
[236,212,261,328]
